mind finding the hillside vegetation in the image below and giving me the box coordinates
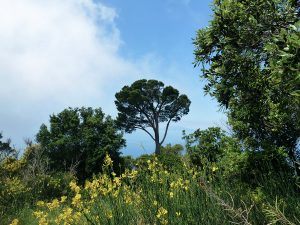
[1,0,299,224]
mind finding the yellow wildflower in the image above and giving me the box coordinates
[36,200,45,207]
[104,153,113,166]
[46,198,60,210]
[106,210,113,219]
[161,218,168,225]
[113,177,121,186]
[60,196,67,203]
[157,207,168,218]
[55,207,74,224]
[124,194,132,204]
[72,193,82,208]
[69,181,80,193]
[33,211,48,225]
[38,216,48,225]
[9,219,19,225]
[212,166,218,172]
[33,211,44,219]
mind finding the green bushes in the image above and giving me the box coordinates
[5,155,300,225]
[2,128,299,225]
[134,144,185,172]
[0,144,76,224]
[184,127,295,187]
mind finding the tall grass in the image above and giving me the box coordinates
[6,155,299,225]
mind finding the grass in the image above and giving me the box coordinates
[2,156,300,225]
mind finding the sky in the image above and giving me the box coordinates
[0,0,226,157]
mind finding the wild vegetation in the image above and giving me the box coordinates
[1,0,299,224]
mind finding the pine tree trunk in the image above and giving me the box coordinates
[154,126,161,155]
[155,141,161,155]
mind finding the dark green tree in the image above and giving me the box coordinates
[193,0,299,172]
[183,127,226,168]
[265,21,300,98]
[115,79,191,154]
[36,107,125,180]
[0,133,16,163]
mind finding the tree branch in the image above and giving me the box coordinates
[159,117,173,145]
[135,126,155,141]
[135,106,155,128]
[157,99,168,114]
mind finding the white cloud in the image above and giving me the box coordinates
[0,0,137,102]
[0,0,140,146]
[0,0,225,152]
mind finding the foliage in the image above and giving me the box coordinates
[158,144,185,171]
[264,20,300,172]
[36,107,126,180]
[193,0,300,172]
[184,127,293,185]
[0,132,16,163]
[183,127,227,168]
[119,155,135,171]
[265,21,300,98]
[0,144,75,223]
[133,144,185,172]
[160,143,184,155]
[1,1,300,224]
[115,79,191,154]
[8,155,300,225]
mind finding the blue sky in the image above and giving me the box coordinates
[0,0,225,157]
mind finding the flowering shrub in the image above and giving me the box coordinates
[0,145,75,224]
[32,155,217,225]
[3,154,300,225]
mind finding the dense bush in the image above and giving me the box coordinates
[184,127,295,186]
[0,145,75,224]
[134,144,185,172]
[36,107,126,181]
[183,127,226,169]
[158,144,185,172]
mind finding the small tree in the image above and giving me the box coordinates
[0,132,16,163]
[36,107,125,180]
[115,79,191,154]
